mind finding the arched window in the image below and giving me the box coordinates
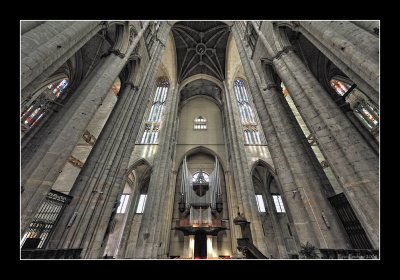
[330,78,352,96]
[117,194,130,214]
[272,194,286,213]
[194,116,207,130]
[21,78,69,133]
[233,79,261,144]
[136,194,147,214]
[354,101,379,130]
[330,77,379,133]
[136,180,149,214]
[141,78,169,144]
[255,194,266,213]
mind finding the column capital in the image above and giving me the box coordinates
[102,48,125,59]
[110,49,125,59]
[273,46,294,60]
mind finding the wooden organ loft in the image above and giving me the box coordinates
[175,156,226,259]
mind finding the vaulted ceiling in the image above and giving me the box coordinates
[180,79,222,105]
[172,21,230,83]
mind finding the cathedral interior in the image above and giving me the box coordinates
[20,21,379,259]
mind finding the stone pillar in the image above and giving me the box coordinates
[350,21,379,37]
[294,21,379,106]
[221,79,269,257]
[224,171,242,257]
[133,64,178,258]
[21,22,149,238]
[21,21,103,103]
[253,22,379,248]
[21,21,46,35]
[45,24,168,259]
[82,24,173,258]
[232,24,350,251]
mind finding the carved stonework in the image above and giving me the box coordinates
[128,25,136,45]
[82,130,96,146]
[68,155,83,168]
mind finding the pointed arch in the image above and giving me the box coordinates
[175,145,226,173]
[250,159,276,176]
[178,74,223,92]
[126,158,152,177]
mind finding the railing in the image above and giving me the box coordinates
[21,190,72,249]
[328,192,373,249]
[21,248,82,259]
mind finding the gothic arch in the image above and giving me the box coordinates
[126,158,152,178]
[175,146,226,173]
[178,77,223,113]
[251,158,297,258]
[250,159,275,177]
[158,64,171,86]
[181,93,223,110]
[233,75,249,86]
[119,57,140,88]
[106,21,131,55]
[179,74,223,92]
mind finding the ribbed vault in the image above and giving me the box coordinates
[172,21,230,83]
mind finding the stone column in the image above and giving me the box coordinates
[233,24,350,251]
[69,23,172,259]
[132,72,179,258]
[21,21,46,35]
[221,79,269,257]
[253,22,379,248]
[223,171,242,257]
[21,21,103,103]
[21,22,149,237]
[350,21,379,37]
[45,25,168,259]
[294,21,379,106]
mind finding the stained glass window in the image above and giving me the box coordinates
[330,78,379,132]
[330,79,352,96]
[141,78,169,144]
[354,102,379,130]
[234,79,261,144]
[21,78,69,132]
